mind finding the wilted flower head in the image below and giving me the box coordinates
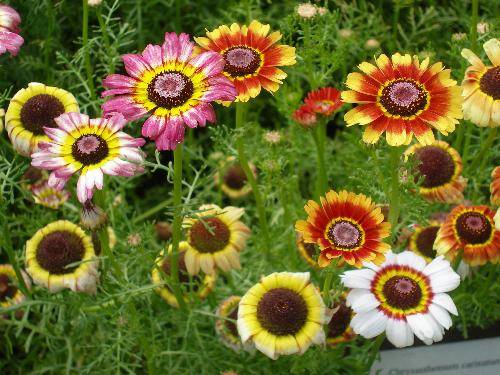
[127,233,141,247]
[296,3,317,19]
[81,201,108,230]
[263,131,281,144]
[451,32,467,41]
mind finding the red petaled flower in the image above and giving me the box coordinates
[292,104,317,128]
[304,87,343,116]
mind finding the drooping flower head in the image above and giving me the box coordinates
[31,112,145,203]
[183,204,250,275]
[408,221,442,262]
[342,251,460,348]
[304,87,343,116]
[6,83,79,156]
[215,295,252,352]
[0,264,30,309]
[490,166,500,206]
[0,4,23,56]
[461,38,499,127]
[342,53,462,146]
[214,156,256,199]
[30,178,71,209]
[195,20,296,103]
[295,190,391,268]
[404,141,467,204]
[435,205,499,266]
[326,296,356,346]
[292,104,317,128]
[25,221,98,294]
[151,242,216,308]
[237,272,330,359]
[102,33,237,150]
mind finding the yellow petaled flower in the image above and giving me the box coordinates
[408,221,442,262]
[151,242,216,308]
[494,208,500,230]
[237,272,330,359]
[435,205,500,266]
[0,264,30,309]
[404,140,467,204]
[183,204,250,275]
[5,82,78,156]
[461,38,499,127]
[326,296,356,346]
[0,108,4,132]
[214,156,256,199]
[195,20,296,103]
[215,295,253,352]
[491,166,500,206]
[25,220,98,293]
[342,53,462,146]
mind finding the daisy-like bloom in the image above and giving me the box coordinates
[183,204,250,275]
[304,87,343,116]
[326,296,356,346]
[296,232,318,269]
[102,33,237,151]
[30,178,71,209]
[31,112,145,203]
[342,53,462,146]
[295,190,391,268]
[434,205,500,266]
[151,242,216,308]
[0,264,30,309]
[25,220,98,294]
[215,296,252,352]
[214,156,256,199]
[6,83,79,156]
[0,4,23,56]
[195,20,296,103]
[292,104,317,129]
[342,250,460,348]
[408,221,441,262]
[461,38,499,127]
[237,272,330,359]
[490,167,500,206]
[404,141,467,204]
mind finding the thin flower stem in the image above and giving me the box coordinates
[312,121,328,198]
[96,7,113,74]
[322,269,334,302]
[469,127,497,171]
[388,147,401,241]
[470,0,479,53]
[132,199,171,224]
[367,333,385,369]
[82,0,97,108]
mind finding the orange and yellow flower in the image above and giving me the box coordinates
[341,53,462,146]
[491,166,500,206]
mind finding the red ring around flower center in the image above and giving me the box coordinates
[379,79,428,117]
[327,220,362,249]
[188,217,231,253]
[147,71,194,109]
[479,66,500,100]
[20,94,65,136]
[414,146,455,188]
[223,46,261,77]
[456,211,492,244]
[72,134,109,165]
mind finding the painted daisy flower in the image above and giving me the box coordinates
[304,87,343,116]
[296,232,319,269]
[0,4,23,56]
[292,104,317,128]
[342,251,460,348]
[6,83,79,156]
[491,166,500,206]
[341,53,462,146]
[216,295,252,352]
[102,32,237,151]
[408,221,441,262]
[326,296,356,346]
[295,190,391,268]
[214,156,256,199]
[195,20,296,103]
[151,242,216,308]
[237,272,330,359]
[404,140,467,204]
[30,178,71,210]
[435,205,500,266]
[25,220,99,294]
[183,204,250,276]
[461,38,499,127]
[0,264,30,309]
[31,112,145,203]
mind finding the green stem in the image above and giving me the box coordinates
[470,0,479,53]
[392,3,400,50]
[136,0,143,49]
[469,127,497,171]
[388,147,401,241]
[312,121,328,198]
[169,145,187,310]
[44,0,55,83]
[96,7,113,74]
[82,0,97,107]
[367,334,385,369]
[322,270,334,302]
[454,123,465,153]
[132,199,171,224]
[235,103,271,257]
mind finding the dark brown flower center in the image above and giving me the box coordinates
[327,301,352,338]
[479,66,500,100]
[415,226,439,259]
[36,231,85,274]
[72,135,109,165]
[256,288,308,336]
[223,164,248,190]
[20,94,65,136]
[223,46,261,77]
[0,274,18,302]
[414,146,455,188]
[379,79,428,117]
[383,276,422,310]
[303,242,316,259]
[455,211,492,244]
[224,305,239,337]
[161,252,201,290]
[147,71,194,109]
[327,220,362,249]
[188,217,230,253]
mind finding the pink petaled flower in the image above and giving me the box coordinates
[30,178,71,209]
[293,104,317,128]
[0,5,23,56]
[101,32,237,151]
[31,112,146,203]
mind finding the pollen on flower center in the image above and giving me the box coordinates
[36,231,85,274]
[456,212,492,244]
[72,134,109,165]
[383,275,422,310]
[327,301,352,338]
[20,94,65,135]
[223,46,261,77]
[415,226,439,259]
[224,164,248,189]
[147,71,194,109]
[414,146,455,188]
[379,79,428,117]
[0,274,17,302]
[327,220,362,249]
[188,217,230,253]
[257,288,308,336]
[479,66,500,100]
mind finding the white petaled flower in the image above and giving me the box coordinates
[341,251,460,348]
[296,3,317,19]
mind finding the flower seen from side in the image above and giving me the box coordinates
[0,4,23,56]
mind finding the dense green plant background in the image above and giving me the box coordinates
[0,0,499,374]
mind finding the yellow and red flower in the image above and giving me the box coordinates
[295,231,319,269]
[491,166,500,206]
[404,140,467,204]
[295,190,391,268]
[195,20,296,103]
[408,221,441,262]
[341,53,462,146]
[435,205,500,266]
[304,87,343,116]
